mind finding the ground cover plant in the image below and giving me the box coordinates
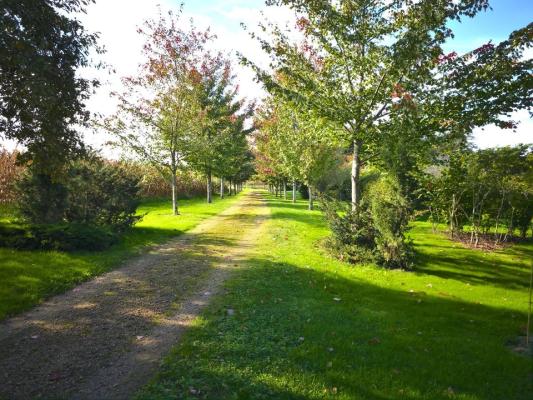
[0,194,241,320]
[138,191,532,400]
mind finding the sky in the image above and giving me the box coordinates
[4,0,532,153]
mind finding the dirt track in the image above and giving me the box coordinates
[0,191,268,400]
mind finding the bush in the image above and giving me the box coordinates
[367,175,413,268]
[17,171,69,224]
[0,223,118,251]
[16,155,141,230]
[65,159,141,230]
[322,199,377,264]
[7,155,141,251]
[322,174,413,269]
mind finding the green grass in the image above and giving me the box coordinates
[0,194,241,320]
[138,191,532,400]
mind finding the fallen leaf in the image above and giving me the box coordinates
[333,297,341,301]
[368,337,381,345]
[48,370,62,382]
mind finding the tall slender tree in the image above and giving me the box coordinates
[104,7,210,215]
[186,58,248,203]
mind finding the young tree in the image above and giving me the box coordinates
[0,0,101,174]
[245,0,531,211]
[105,8,210,215]
[186,58,248,203]
[255,97,338,210]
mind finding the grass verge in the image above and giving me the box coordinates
[137,190,532,400]
[0,194,242,320]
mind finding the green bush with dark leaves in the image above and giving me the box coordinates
[6,154,141,251]
[322,174,413,269]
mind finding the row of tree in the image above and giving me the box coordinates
[248,0,532,267]
[1,1,254,227]
[104,8,254,214]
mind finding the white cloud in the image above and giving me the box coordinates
[469,110,533,149]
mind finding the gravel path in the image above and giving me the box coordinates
[0,191,268,400]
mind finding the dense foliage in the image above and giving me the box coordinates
[423,145,533,244]
[17,156,141,229]
[323,174,412,268]
[0,155,142,251]
[0,0,101,173]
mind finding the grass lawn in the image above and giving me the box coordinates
[138,191,532,400]
[0,194,241,320]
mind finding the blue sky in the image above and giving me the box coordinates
[184,0,533,52]
[446,0,533,52]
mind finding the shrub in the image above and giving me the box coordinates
[17,171,69,224]
[322,198,377,264]
[65,159,141,230]
[3,154,140,252]
[366,175,413,268]
[322,174,413,269]
[16,155,141,230]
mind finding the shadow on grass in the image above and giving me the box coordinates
[0,225,243,399]
[139,257,532,400]
[264,194,532,292]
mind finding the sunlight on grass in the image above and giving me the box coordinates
[0,194,242,320]
[137,190,532,400]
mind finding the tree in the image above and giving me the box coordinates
[217,108,255,197]
[186,58,249,203]
[0,0,101,174]
[423,145,533,245]
[104,7,210,215]
[255,97,338,210]
[245,0,531,211]
[267,100,304,202]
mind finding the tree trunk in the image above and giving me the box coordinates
[207,171,212,203]
[171,172,179,215]
[308,185,314,210]
[351,139,362,211]
[292,180,296,203]
[283,180,287,200]
[220,177,224,199]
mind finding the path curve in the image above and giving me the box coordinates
[0,191,268,400]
